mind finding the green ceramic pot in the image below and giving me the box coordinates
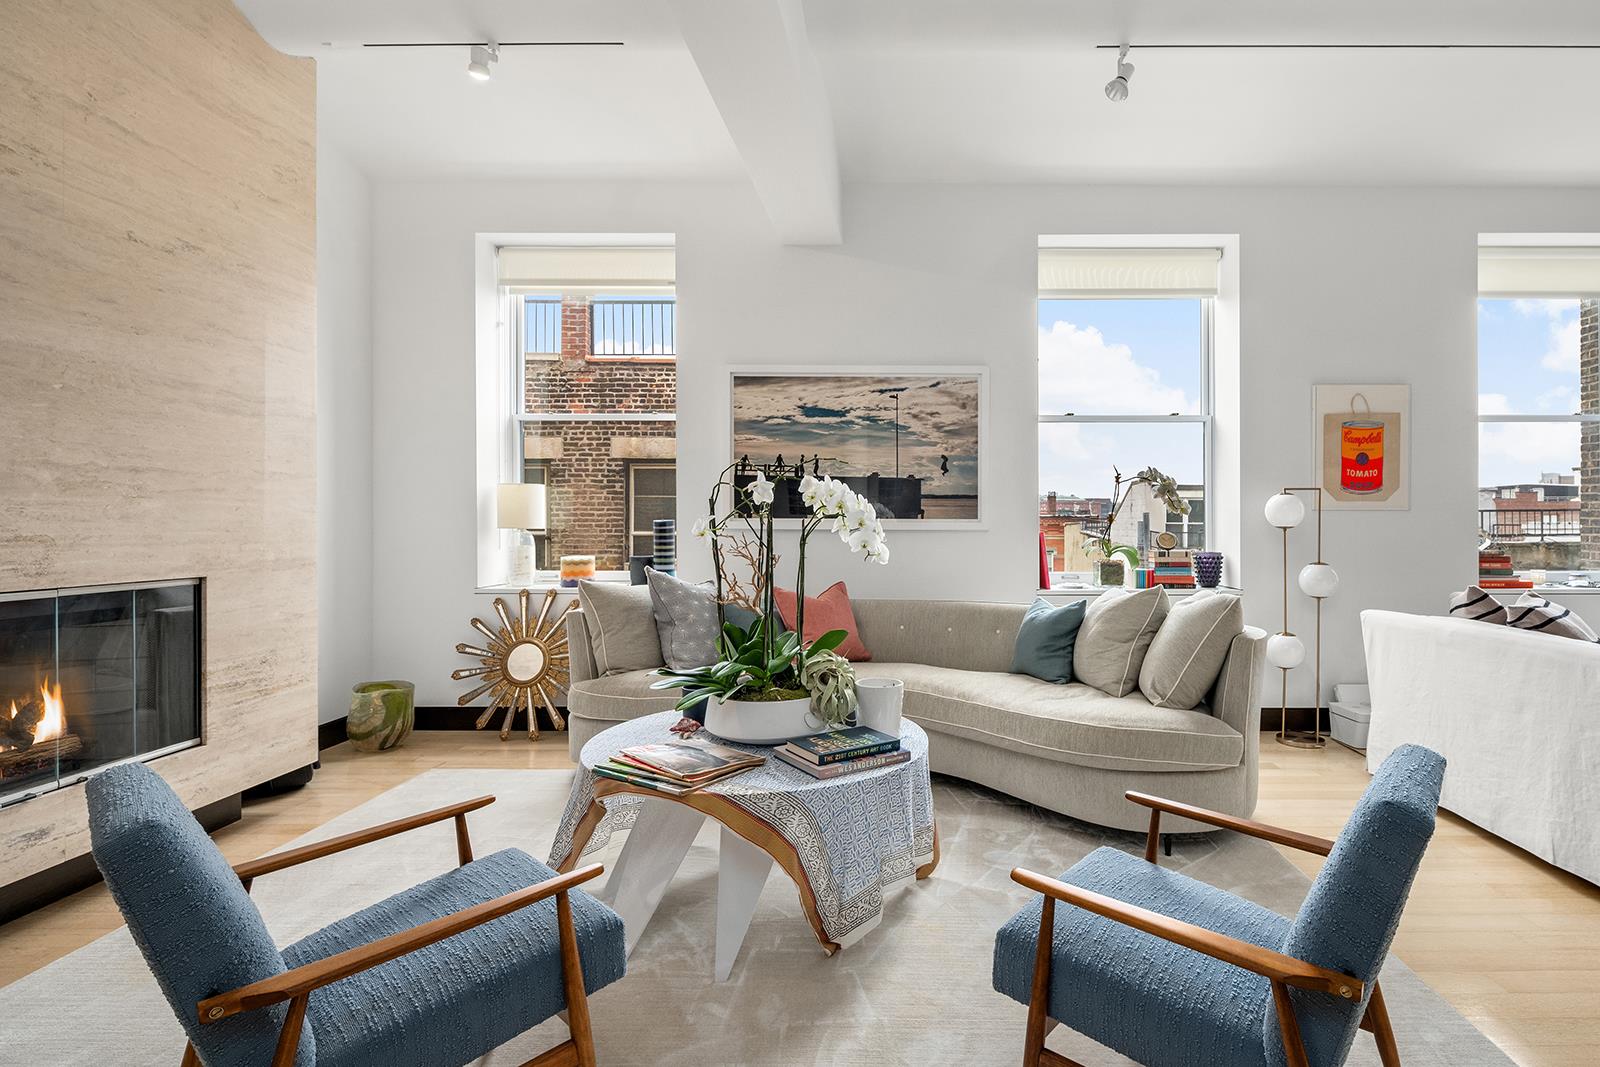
[347,680,415,752]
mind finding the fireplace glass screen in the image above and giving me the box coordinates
[0,580,200,804]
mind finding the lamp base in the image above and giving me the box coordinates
[1275,729,1327,750]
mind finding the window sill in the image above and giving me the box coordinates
[476,572,633,595]
[1038,585,1242,598]
[1486,585,1600,596]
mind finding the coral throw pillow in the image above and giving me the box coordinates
[773,581,872,661]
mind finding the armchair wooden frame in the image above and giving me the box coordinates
[1011,790,1401,1067]
[180,795,607,1067]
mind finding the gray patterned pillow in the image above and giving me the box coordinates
[646,568,721,670]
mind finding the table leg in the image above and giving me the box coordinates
[715,825,775,983]
[602,798,706,957]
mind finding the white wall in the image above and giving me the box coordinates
[363,180,1600,708]
[315,142,374,723]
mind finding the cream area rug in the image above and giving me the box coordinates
[1,769,1513,1066]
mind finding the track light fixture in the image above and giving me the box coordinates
[1104,44,1133,101]
[467,40,499,81]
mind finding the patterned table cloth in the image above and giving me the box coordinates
[548,711,937,948]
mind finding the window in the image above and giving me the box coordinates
[626,463,677,559]
[1037,246,1217,586]
[1476,287,1599,584]
[519,295,562,358]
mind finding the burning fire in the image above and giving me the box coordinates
[34,679,65,742]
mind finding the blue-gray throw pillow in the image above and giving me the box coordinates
[1010,598,1087,684]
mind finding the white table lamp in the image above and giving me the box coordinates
[498,483,547,583]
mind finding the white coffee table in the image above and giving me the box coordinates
[549,711,938,981]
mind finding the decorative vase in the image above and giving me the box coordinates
[652,518,676,576]
[1093,558,1126,588]
[1194,551,1224,589]
[855,678,904,737]
[559,555,596,588]
[347,680,415,752]
[704,695,813,745]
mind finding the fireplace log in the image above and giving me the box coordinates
[3,695,45,747]
[0,734,83,777]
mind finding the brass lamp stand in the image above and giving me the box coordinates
[1263,486,1338,749]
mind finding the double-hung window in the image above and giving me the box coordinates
[1037,246,1218,585]
[1477,243,1600,585]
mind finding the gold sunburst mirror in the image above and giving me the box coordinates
[452,588,573,740]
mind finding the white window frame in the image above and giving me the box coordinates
[1036,294,1215,583]
[625,461,677,561]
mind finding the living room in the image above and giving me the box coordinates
[2,2,1598,1066]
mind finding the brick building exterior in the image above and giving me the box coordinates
[1583,299,1599,568]
[523,295,676,570]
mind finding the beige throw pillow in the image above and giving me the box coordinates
[1072,587,1170,698]
[577,581,665,675]
[1138,593,1244,710]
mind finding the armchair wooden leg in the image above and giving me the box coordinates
[1144,809,1162,864]
[1023,896,1055,1066]
[270,994,309,1067]
[1270,980,1311,1067]
[557,890,598,1067]
[455,812,474,866]
[1362,981,1403,1067]
[179,1041,200,1067]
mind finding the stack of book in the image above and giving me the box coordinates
[1477,551,1532,590]
[1136,549,1195,589]
[773,726,909,779]
[595,740,765,796]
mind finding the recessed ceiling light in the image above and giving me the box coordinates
[468,41,499,81]
[1104,44,1133,102]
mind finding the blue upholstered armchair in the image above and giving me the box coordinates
[994,744,1446,1067]
[87,762,626,1067]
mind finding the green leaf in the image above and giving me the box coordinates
[805,629,848,655]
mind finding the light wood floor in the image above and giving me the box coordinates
[4,732,1597,1066]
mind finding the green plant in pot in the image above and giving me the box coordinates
[652,461,887,743]
[1084,466,1189,587]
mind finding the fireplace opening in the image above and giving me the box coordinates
[0,580,201,805]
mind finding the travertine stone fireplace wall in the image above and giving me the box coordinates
[0,0,316,885]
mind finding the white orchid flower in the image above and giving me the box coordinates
[748,471,775,506]
[799,474,824,509]
[817,478,848,512]
[691,516,714,540]
[847,524,882,555]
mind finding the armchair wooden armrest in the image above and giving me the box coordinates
[196,863,605,1067]
[1009,867,1361,1000]
[232,795,496,889]
[1124,791,1335,863]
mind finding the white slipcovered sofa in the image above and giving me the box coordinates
[1362,609,1600,884]
[565,598,1267,832]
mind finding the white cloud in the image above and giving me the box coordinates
[1537,384,1577,412]
[1037,321,1192,415]
[1478,421,1579,488]
[1540,317,1580,372]
[1478,393,1512,415]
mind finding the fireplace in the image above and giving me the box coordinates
[0,580,201,806]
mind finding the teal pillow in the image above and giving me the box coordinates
[1010,598,1087,684]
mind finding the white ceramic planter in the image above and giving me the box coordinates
[704,695,815,745]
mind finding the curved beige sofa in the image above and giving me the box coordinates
[564,598,1267,833]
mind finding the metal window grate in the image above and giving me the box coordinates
[592,298,675,357]
[523,298,562,356]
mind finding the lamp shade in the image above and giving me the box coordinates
[1266,633,1305,670]
[1264,493,1305,529]
[1298,562,1340,599]
[497,482,547,531]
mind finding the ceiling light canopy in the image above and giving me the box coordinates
[467,41,499,81]
[1104,44,1133,102]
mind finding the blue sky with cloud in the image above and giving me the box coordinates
[1478,298,1582,487]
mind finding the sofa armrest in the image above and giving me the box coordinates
[565,609,598,685]
[1209,625,1267,739]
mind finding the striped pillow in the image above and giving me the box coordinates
[1507,593,1600,642]
[1447,586,1507,624]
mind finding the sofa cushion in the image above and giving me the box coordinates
[1447,586,1508,624]
[1074,587,1170,697]
[852,663,1243,773]
[567,670,680,725]
[1010,598,1086,684]
[577,580,664,675]
[645,568,719,670]
[774,581,872,660]
[1508,592,1599,642]
[1139,593,1244,710]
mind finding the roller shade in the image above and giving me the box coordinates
[1478,246,1600,297]
[498,246,675,291]
[1038,247,1220,297]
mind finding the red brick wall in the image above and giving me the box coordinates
[523,295,676,570]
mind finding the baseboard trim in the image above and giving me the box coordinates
[0,793,241,927]
[415,705,568,734]
[1259,706,1332,733]
[318,716,348,751]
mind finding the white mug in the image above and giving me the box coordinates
[855,677,905,737]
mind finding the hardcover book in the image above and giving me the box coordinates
[783,726,900,765]
[773,746,911,778]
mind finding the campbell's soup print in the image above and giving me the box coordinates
[1340,419,1384,494]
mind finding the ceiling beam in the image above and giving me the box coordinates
[670,0,842,245]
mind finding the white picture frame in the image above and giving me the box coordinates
[728,365,988,530]
[1313,382,1411,511]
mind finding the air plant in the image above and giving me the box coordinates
[798,649,858,728]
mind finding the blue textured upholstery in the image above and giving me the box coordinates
[995,846,1285,1067]
[87,763,313,1067]
[993,745,1444,1067]
[283,847,626,1067]
[1270,744,1445,1067]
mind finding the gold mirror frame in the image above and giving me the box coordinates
[452,588,573,740]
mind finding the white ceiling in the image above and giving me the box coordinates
[234,0,1600,186]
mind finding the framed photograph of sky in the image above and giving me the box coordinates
[730,367,985,526]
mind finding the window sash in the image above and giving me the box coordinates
[626,462,676,560]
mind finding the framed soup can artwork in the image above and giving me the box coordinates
[1314,384,1409,510]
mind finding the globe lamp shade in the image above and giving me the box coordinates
[1264,493,1305,529]
[1266,633,1306,670]
[1298,562,1340,599]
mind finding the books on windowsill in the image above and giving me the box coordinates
[594,740,765,795]
[1477,552,1533,590]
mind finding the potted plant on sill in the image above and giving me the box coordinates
[651,460,887,744]
[1084,466,1190,588]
